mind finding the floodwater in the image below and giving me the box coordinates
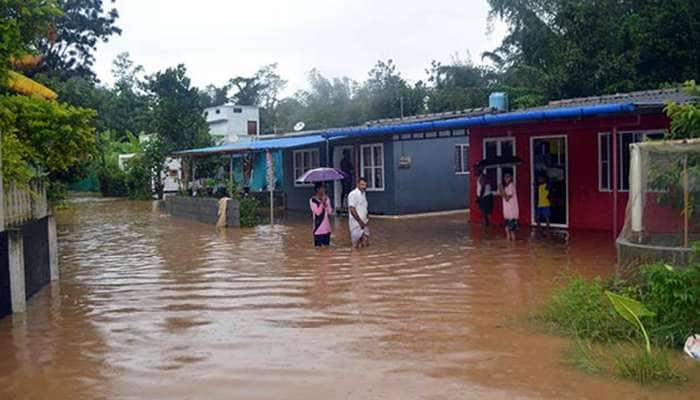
[0,199,697,399]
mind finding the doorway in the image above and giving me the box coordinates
[333,145,355,211]
[530,136,568,228]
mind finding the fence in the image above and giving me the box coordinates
[1,180,49,231]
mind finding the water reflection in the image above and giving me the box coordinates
[0,199,696,399]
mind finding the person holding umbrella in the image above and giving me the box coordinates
[310,182,333,247]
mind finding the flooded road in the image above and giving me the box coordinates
[0,199,697,399]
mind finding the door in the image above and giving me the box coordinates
[247,121,258,136]
[333,145,355,211]
[531,136,568,228]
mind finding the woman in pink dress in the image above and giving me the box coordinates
[310,183,333,246]
[499,173,519,241]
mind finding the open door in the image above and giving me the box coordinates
[531,136,568,228]
[333,146,355,211]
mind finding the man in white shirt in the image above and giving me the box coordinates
[347,177,370,248]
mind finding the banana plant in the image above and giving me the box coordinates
[605,291,656,354]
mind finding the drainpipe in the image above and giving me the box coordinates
[612,126,619,240]
[325,139,330,168]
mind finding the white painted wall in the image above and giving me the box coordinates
[204,104,260,144]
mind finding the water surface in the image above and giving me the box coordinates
[0,199,697,399]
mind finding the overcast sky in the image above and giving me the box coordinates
[94,0,507,95]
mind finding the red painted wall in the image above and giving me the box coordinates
[469,113,670,232]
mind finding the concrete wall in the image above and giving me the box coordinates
[393,135,470,214]
[164,196,240,227]
[0,215,57,319]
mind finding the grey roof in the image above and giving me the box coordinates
[543,88,697,109]
[364,107,497,126]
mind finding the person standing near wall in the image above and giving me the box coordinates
[499,173,519,241]
[310,183,333,247]
[340,150,354,211]
[476,171,494,227]
[348,178,370,249]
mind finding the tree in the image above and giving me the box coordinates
[486,0,700,100]
[355,59,426,121]
[199,83,231,108]
[146,64,210,152]
[0,94,97,186]
[34,0,121,80]
[0,0,61,83]
[107,52,150,138]
[426,57,494,112]
[145,65,210,198]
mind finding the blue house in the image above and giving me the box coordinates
[178,108,491,215]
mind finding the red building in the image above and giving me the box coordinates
[469,88,697,233]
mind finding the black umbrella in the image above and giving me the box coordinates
[474,155,524,171]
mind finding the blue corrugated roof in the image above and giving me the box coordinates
[176,134,332,156]
[177,103,637,156]
[321,103,637,138]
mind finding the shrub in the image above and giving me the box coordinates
[638,263,700,348]
[125,155,152,200]
[239,195,261,227]
[537,277,634,342]
[97,164,128,197]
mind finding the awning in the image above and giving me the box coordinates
[175,134,336,157]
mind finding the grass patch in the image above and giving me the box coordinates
[614,346,686,385]
[562,341,687,385]
[536,276,635,342]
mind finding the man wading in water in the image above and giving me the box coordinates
[348,177,370,249]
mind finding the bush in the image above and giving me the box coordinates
[537,277,635,342]
[97,164,129,197]
[125,155,152,200]
[538,264,700,349]
[638,264,700,348]
[239,195,262,227]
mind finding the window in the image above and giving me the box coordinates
[215,109,220,114]
[233,107,243,113]
[598,130,665,191]
[454,144,470,174]
[247,121,257,136]
[360,143,385,191]
[482,137,515,188]
[598,133,612,191]
[293,149,319,186]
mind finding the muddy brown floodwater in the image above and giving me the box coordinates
[0,199,698,399]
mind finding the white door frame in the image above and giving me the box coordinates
[530,134,569,229]
[333,145,354,210]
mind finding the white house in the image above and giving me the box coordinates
[204,104,260,144]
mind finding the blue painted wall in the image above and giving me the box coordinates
[393,135,470,213]
[283,144,328,211]
[281,135,469,215]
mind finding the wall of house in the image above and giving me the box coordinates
[0,232,10,318]
[393,135,470,214]
[283,144,329,211]
[204,105,260,143]
[469,113,669,232]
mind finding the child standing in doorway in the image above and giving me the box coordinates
[499,173,519,241]
[535,174,551,231]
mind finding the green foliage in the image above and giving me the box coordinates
[0,0,61,82]
[665,81,700,140]
[97,163,128,197]
[146,64,211,152]
[638,263,700,348]
[0,94,96,186]
[33,0,121,80]
[537,277,634,342]
[124,154,152,199]
[239,195,262,228]
[614,347,685,385]
[487,0,700,99]
[605,291,655,353]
